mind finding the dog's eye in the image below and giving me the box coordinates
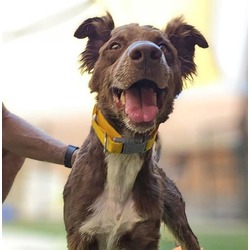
[110,42,121,50]
[159,43,169,53]
[159,43,174,64]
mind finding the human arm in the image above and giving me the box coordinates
[2,103,72,165]
[2,103,78,202]
[2,104,76,165]
[2,149,25,202]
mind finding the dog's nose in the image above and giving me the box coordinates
[128,41,162,63]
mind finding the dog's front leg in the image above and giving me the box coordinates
[67,232,99,250]
[161,175,200,250]
[116,219,161,250]
[163,204,200,250]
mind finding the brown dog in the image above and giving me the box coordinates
[64,13,208,250]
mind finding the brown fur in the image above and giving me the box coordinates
[64,13,208,250]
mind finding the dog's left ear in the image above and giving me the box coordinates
[165,16,208,80]
[74,12,115,73]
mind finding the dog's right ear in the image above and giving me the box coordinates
[74,12,115,73]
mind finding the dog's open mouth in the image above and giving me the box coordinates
[112,79,167,124]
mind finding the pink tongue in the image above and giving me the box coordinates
[125,87,158,123]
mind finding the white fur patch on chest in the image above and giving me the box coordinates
[79,154,144,249]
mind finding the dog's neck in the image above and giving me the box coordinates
[92,105,158,154]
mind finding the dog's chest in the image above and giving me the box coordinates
[79,154,144,249]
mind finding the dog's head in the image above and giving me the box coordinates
[75,13,208,135]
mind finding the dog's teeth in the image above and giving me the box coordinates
[120,92,125,104]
